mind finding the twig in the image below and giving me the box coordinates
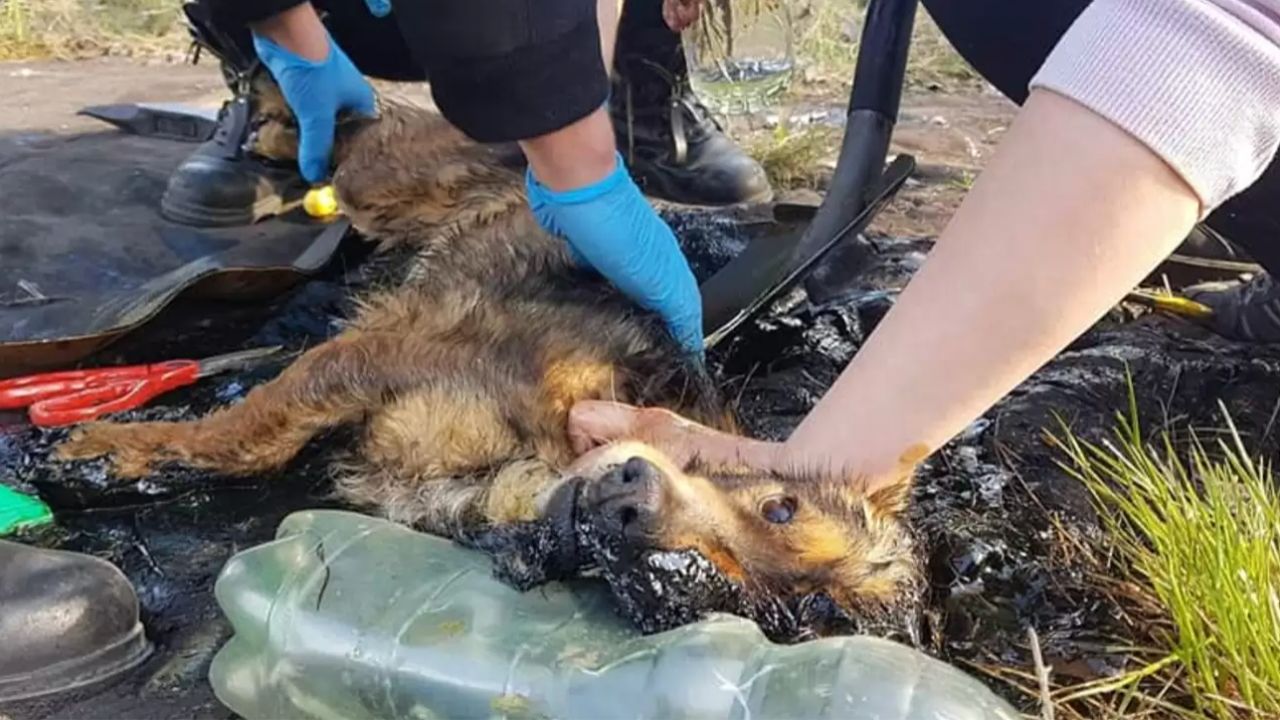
[0,278,69,307]
[1028,626,1055,720]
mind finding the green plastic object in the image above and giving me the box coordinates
[0,485,53,536]
[211,510,1021,720]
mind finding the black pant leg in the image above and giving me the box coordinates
[920,0,1087,104]
[312,0,424,81]
[191,0,423,80]
[392,0,609,142]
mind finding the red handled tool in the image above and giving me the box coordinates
[0,346,283,427]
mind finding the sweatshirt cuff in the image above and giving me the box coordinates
[1030,0,1280,216]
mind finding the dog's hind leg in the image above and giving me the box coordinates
[55,332,423,479]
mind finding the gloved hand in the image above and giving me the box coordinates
[251,30,376,183]
[526,153,704,355]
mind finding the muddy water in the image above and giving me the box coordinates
[5,216,1280,718]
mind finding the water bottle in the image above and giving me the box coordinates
[210,510,1020,720]
[683,0,797,116]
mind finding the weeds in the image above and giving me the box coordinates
[1044,388,1280,718]
[0,0,185,60]
[746,122,839,191]
[790,0,977,90]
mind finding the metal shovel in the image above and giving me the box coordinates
[700,0,920,348]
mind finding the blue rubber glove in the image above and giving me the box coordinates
[363,0,392,16]
[526,153,704,355]
[252,30,377,183]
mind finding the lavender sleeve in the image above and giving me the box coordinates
[1029,0,1280,216]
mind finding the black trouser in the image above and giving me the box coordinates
[922,0,1280,274]
[208,0,677,79]
[233,0,677,88]
[203,0,609,142]
[202,0,421,81]
[313,0,422,81]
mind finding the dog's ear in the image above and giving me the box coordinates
[865,472,913,517]
[865,444,926,517]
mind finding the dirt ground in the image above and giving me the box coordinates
[2,58,226,134]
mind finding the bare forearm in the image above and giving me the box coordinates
[782,89,1199,486]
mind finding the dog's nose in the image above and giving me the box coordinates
[590,456,664,537]
[621,456,660,486]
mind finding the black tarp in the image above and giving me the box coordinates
[0,127,348,377]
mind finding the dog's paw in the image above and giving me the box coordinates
[55,422,167,479]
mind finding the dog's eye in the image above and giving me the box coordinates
[760,496,797,524]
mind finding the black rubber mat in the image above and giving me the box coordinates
[0,129,349,377]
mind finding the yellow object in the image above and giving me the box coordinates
[303,185,339,218]
[1125,290,1214,319]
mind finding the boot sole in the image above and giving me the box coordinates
[641,179,775,208]
[629,162,775,208]
[0,622,152,702]
[160,191,301,228]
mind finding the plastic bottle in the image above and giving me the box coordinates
[211,510,1021,720]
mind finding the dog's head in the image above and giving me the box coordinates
[513,441,923,641]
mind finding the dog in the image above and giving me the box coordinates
[56,86,922,640]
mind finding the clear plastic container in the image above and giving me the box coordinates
[210,510,1020,720]
[683,0,796,116]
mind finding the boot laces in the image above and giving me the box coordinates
[619,58,723,166]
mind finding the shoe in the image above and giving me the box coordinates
[1185,272,1280,343]
[0,540,151,701]
[610,7,771,207]
[1173,223,1252,263]
[160,90,308,228]
[160,1,307,227]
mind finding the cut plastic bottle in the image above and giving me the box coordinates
[211,510,1021,720]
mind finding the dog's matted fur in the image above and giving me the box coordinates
[57,94,922,638]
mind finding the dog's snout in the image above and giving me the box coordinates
[589,456,665,537]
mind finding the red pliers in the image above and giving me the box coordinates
[0,346,283,427]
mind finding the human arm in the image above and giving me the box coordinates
[782,88,1198,482]
[521,113,705,354]
[514,0,703,354]
[242,3,375,183]
[662,0,704,31]
[249,3,328,59]
[195,0,376,182]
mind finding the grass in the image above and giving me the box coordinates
[745,123,840,191]
[1042,389,1280,718]
[0,0,186,60]
[791,0,977,91]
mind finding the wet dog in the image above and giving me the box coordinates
[56,89,922,641]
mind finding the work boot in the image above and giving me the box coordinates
[160,1,307,227]
[0,540,151,701]
[1163,222,1280,343]
[1173,223,1253,263]
[1186,271,1280,343]
[611,0,772,206]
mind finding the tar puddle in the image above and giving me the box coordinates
[5,211,1280,718]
